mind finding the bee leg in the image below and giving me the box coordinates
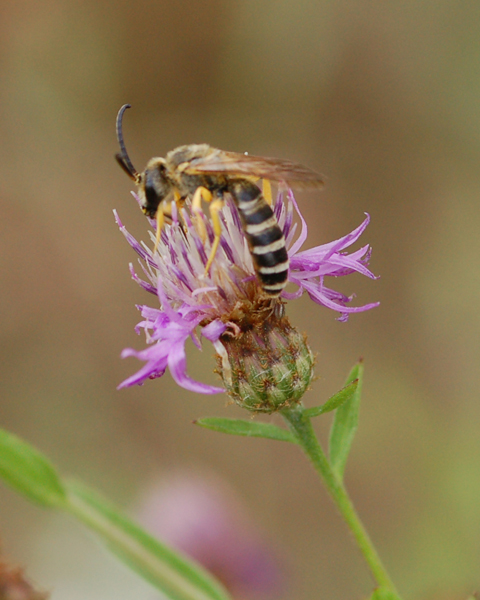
[204,198,224,275]
[191,186,213,243]
[153,207,165,254]
[262,179,272,205]
[173,188,182,210]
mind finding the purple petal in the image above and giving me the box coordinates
[280,286,303,300]
[286,189,308,255]
[296,214,371,262]
[168,340,224,394]
[129,264,157,295]
[119,298,225,393]
[302,280,380,314]
[201,319,227,341]
[118,346,169,388]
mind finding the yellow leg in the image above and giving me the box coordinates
[191,186,212,243]
[262,179,272,205]
[153,208,165,254]
[204,198,224,275]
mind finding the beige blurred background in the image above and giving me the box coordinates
[1,1,480,599]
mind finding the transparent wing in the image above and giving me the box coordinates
[185,149,325,188]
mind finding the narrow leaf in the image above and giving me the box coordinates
[304,380,358,418]
[329,361,364,479]
[195,417,296,443]
[65,480,231,600]
[0,428,66,508]
[369,587,402,600]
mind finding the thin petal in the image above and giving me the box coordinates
[302,280,380,314]
[118,345,169,388]
[168,341,224,394]
[295,214,371,262]
[286,189,309,256]
[201,319,227,341]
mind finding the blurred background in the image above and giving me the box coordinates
[1,1,480,599]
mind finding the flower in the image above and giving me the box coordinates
[136,470,285,599]
[116,189,378,396]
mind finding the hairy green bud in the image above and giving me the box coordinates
[216,314,314,413]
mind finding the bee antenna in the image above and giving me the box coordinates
[116,104,138,181]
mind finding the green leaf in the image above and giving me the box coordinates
[195,417,297,443]
[369,587,402,600]
[0,428,66,508]
[65,480,231,600]
[304,380,359,418]
[328,361,364,480]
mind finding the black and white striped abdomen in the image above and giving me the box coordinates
[228,180,289,296]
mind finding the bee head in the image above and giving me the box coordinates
[140,158,172,218]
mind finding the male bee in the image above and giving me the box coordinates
[115,104,324,296]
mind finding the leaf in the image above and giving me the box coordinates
[369,587,402,600]
[65,480,231,600]
[0,427,230,600]
[195,417,297,443]
[0,427,66,508]
[304,380,359,418]
[328,361,364,480]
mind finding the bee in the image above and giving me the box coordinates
[115,104,324,296]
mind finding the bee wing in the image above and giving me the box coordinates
[185,149,325,188]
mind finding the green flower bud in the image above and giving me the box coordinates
[216,314,315,413]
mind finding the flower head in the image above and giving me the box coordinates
[116,189,378,401]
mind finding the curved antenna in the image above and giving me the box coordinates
[115,104,139,181]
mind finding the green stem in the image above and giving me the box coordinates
[281,405,399,595]
[65,488,226,600]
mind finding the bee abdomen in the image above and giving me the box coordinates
[229,180,289,296]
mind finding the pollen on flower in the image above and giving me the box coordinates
[116,189,379,405]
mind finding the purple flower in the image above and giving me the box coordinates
[116,190,378,394]
[136,470,285,599]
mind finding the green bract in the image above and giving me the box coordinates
[218,315,314,413]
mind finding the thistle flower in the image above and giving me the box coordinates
[116,189,378,408]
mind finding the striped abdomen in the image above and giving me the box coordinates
[228,179,289,296]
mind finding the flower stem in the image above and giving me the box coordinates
[281,405,400,595]
[64,482,230,600]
